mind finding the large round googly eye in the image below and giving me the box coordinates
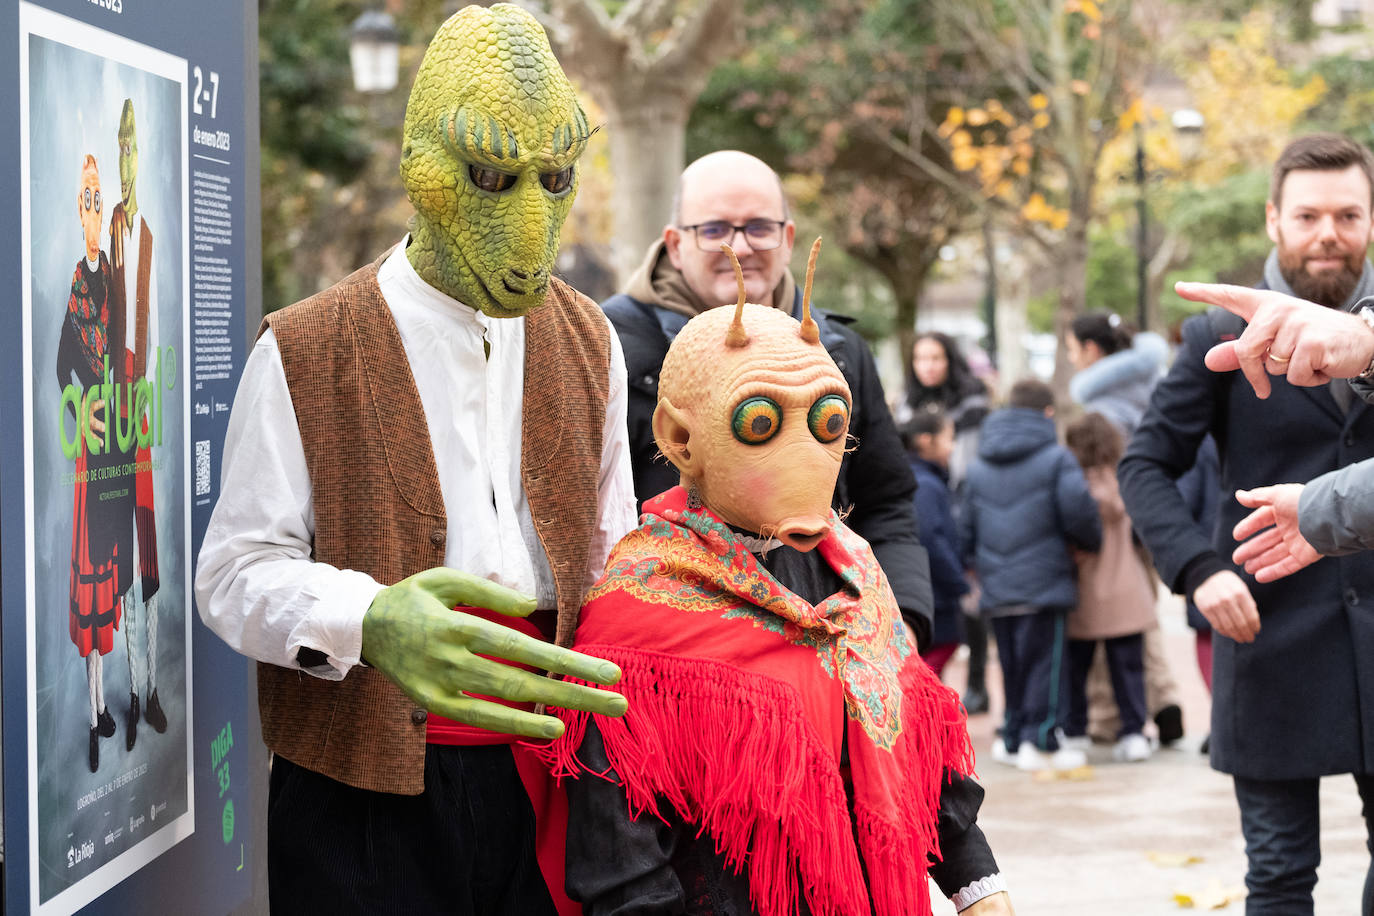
[732,397,782,445]
[469,165,517,193]
[540,166,574,195]
[808,394,849,443]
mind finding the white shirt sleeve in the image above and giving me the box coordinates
[586,320,639,591]
[193,330,383,679]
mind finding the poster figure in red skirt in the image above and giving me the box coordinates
[55,154,120,772]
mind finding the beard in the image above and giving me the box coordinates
[1277,236,1365,308]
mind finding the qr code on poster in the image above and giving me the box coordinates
[195,439,212,496]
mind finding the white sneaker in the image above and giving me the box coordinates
[1113,732,1152,763]
[990,739,1020,767]
[1049,746,1087,770]
[1058,731,1092,752]
[1015,742,1051,772]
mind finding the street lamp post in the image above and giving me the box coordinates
[1133,108,1205,331]
[1135,120,1148,330]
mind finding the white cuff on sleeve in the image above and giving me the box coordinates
[951,873,1008,911]
[287,570,385,679]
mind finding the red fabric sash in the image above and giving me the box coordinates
[540,487,974,916]
[425,606,543,746]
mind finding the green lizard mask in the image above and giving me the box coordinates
[400,3,590,316]
[118,99,138,217]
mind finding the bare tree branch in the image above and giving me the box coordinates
[545,0,625,92]
[653,0,741,82]
[614,0,676,39]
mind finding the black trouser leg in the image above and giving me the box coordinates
[268,746,557,916]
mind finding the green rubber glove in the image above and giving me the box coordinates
[361,567,627,739]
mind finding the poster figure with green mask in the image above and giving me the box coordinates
[196,5,635,910]
[108,98,169,754]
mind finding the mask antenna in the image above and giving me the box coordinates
[800,237,821,344]
[722,243,749,348]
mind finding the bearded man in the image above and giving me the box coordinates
[1119,132,1374,914]
[195,6,633,911]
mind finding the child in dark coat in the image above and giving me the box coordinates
[960,379,1102,772]
[903,410,970,678]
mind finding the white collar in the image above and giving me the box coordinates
[379,237,495,330]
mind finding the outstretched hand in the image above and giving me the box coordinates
[1176,281,1374,399]
[361,567,627,739]
[1232,484,1321,584]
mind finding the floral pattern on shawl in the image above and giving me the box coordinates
[587,487,912,748]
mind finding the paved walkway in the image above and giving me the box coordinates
[932,594,1367,914]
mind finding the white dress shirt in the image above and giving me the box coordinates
[194,242,637,678]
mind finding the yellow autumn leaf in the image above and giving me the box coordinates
[1080,0,1103,21]
[1011,159,1030,176]
[947,106,966,126]
[950,129,973,148]
[1030,93,1049,111]
[1147,851,1204,868]
[951,147,979,171]
[967,108,990,126]
[1172,880,1246,909]
[1032,111,1052,129]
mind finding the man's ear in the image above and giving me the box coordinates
[664,225,686,271]
[652,397,700,477]
[1265,199,1280,246]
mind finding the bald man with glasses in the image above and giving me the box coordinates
[600,150,936,647]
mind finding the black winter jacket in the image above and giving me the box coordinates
[960,408,1102,612]
[601,290,935,648]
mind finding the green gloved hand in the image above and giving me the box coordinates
[361,567,627,739]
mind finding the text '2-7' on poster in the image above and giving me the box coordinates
[19,4,193,914]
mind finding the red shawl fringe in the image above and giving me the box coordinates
[540,645,975,916]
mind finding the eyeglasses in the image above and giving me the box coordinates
[679,219,787,252]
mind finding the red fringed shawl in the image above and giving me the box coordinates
[543,487,974,916]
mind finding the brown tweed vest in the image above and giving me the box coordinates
[258,255,610,794]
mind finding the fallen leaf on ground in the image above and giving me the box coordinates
[1031,765,1095,782]
[1148,851,1204,867]
[1172,880,1246,909]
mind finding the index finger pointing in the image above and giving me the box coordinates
[1174,281,1261,321]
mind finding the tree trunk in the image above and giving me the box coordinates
[1051,215,1090,405]
[602,94,689,284]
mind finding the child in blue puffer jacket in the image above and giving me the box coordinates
[960,379,1102,773]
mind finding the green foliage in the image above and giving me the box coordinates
[688,0,972,343]
[1161,170,1271,284]
[1298,54,1374,150]
[259,0,371,183]
[1027,230,1135,334]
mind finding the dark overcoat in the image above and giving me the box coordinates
[1119,308,1374,780]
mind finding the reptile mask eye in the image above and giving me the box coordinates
[541,166,574,196]
[469,166,517,193]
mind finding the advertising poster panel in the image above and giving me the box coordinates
[20,8,192,911]
[2,0,262,912]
